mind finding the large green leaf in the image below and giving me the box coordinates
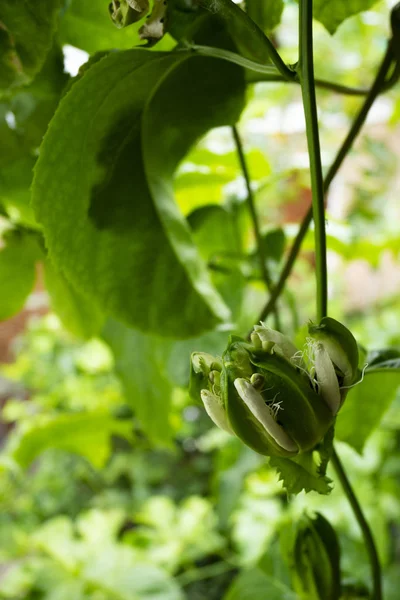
[224,567,295,600]
[33,49,245,338]
[44,258,104,339]
[312,0,378,35]
[245,0,284,33]
[0,232,41,321]
[103,319,174,446]
[336,366,400,453]
[0,0,61,93]
[8,412,132,469]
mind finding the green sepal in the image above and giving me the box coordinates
[293,512,341,600]
[308,317,359,385]
[222,340,287,456]
[223,359,293,457]
[248,350,333,453]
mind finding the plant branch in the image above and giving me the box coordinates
[253,41,395,327]
[232,125,281,330]
[298,0,327,321]
[232,126,272,291]
[331,447,382,600]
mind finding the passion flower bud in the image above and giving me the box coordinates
[189,352,233,434]
[292,512,341,600]
[308,317,359,403]
[223,340,333,457]
[189,352,222,404]
[109,0,149,28]
[252,322,299,361]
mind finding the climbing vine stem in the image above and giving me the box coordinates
[232,125,281,330]
[298,0,327,322]
[254,41,395,328]
[297,3,384,598]
[331,448,382,600]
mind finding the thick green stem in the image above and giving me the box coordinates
[331,448,382,600]
[232,125,281,330]
[255,42,394,326]
[298,0,327,321]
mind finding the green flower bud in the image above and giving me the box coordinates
[190,319,359,458]
[308,317,358,386]
[292,512,341,600]
[222,339,333,457]
[189,351,222,399]
[252,322,299,361]
[308,317,359,412]
[109,0,149,29]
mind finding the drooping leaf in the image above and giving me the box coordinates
[33,49,245,338]
[269,451,332,495]
[102,319,174,446]
[44,259,104,339]
[312,0,378,36]
[224,567,295,600]
[245,0,284,33]
[0,0,62,93]
[8,412,132,469]
[0,232,41,321]
[336,365,400,453]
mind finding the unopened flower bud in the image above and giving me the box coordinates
[252,322,299,361]
[308,317,358,394]
[292,512,341,600]
[224,340,333,457]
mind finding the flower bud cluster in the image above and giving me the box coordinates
[190,318,359,457]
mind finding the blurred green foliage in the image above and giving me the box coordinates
[0,311,400,598]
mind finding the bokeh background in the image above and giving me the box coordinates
[1,1,400,598]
